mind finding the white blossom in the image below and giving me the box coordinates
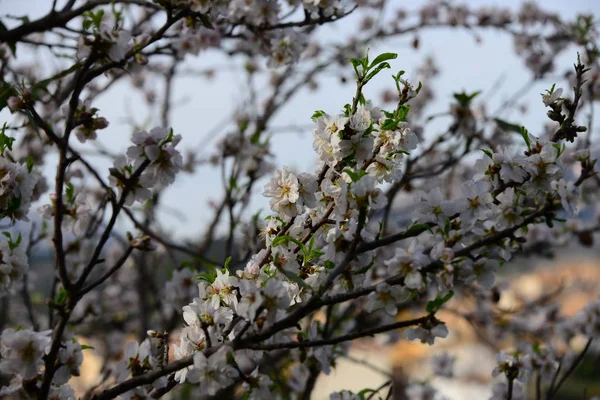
[0,328,52,380]
[405,322,449,345]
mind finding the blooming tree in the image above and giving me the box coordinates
[0,1,599,399]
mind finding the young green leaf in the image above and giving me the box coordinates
[453,90,481,107]
[65,182,75,203]
[311,110,326,121]
[369,52,397,69]
[494,118,522,134]
[26,156,34,173]
[55,287,68,305]
[396,104,411,122]
[223,256,232,274]
[519,126,532,149]
[481,148,494,159]
[426,290,454,313]
[271,235,307,257]
[278,267,312,291]
[349,57,364,69]
[405,223,434,235]
[363,61,391,84]
[380,118,399,131]
[343,168,367,182]
[0,123,16,152]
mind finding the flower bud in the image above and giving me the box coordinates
[131,235,157,251]
[94,117,109,130]
[135,52,148,65]
[7,96,23,112]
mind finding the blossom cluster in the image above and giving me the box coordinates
[60,99,109,144]
[0,237,28,297]
[0,0,599,398]
[77,13,132,62]
[159,59,594,398]
[109,127,183,206]
[70,0,352,69]
[0,328,81,399]
[0,158,38,221]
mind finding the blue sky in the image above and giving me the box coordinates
[1,0,599,239]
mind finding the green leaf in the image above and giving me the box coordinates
[161,127,174,146]
[426,290,454,313]
[308,235,316,252]
[23,110,39,134]
[494,118,522,134]
[13,233,22,249]
[453,90,481,107]
[9,15,30,24]
[1,232,11,240]
[303,236,323,263]
[349,56,368,78]
[311,110,326,121]
[415,81,423,94]
[81,344,95,350]
[405,223,434,235]
[0,196,21,220]
[65,182,75,203]
[198,13,214,29]
[323,260,335,270]
[0,123,16,152]
[272,235,306,256]
[180,261,196,270]
[481,148,494,159]
[349,57,364,69]
[396,104,410,122]
[193,269,217,283]
[369,52,397,69]
[223,256,232,274]
[279,268,312,291]
[392,70,406,80]
[519,126,532,149]
[228,176,237,190]
[305,249,324,263]
[55,287,68,305]
[363,61,391,84]
[86,9,105,29]
[358,388,377,400]
[343,168,367,182]
[26,156,34,173]
[552,142,566,157]
[380,118,399,131]
[82,19,93,30]
[357,92,366,106]
[343,104,352,116]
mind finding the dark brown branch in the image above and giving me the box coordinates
[547,338,594,400]
[244,315,428,350]
[78,246,136,296]
[91,354,196,400]
[0,0,159,43]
